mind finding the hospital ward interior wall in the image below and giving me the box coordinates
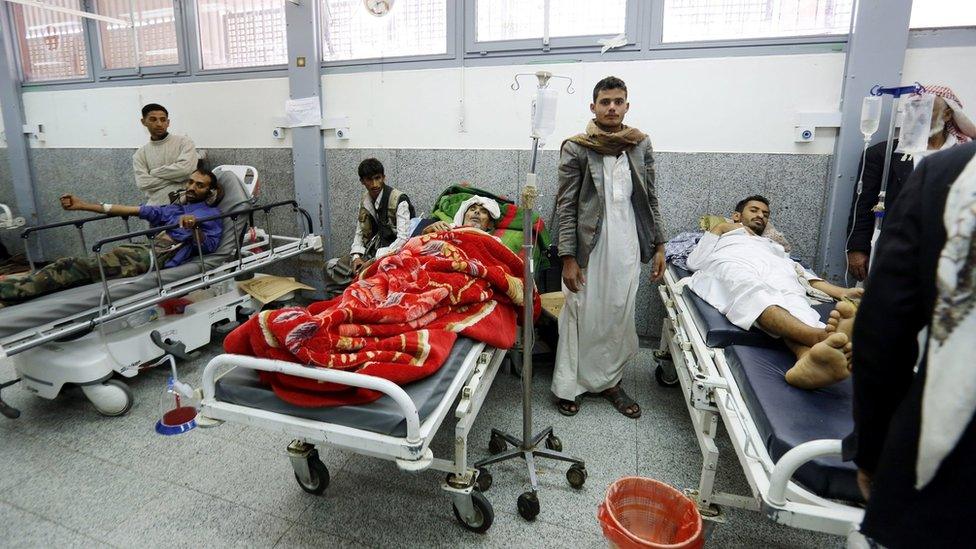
[3,46,972,338]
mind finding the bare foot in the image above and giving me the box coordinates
[785,333,850,389]
[825,300,857,340]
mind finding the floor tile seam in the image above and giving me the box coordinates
[492,506,605,538]
[0,495,123,549]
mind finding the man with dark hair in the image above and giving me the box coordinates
[133,103,199,206]
[323,158,414,297]
[686,196,863,389]
[551,76,665,419]
[0,169,222,305]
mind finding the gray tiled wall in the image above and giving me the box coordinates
[1,147,830,338]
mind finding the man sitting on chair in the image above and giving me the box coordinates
[686,195,862,389]
[0,169,223,305]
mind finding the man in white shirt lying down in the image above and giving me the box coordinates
[686,195,863,389]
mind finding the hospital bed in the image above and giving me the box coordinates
[196,337,506,533]
[656,263,865,537]
[0,166,322,417]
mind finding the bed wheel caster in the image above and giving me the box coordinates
[566,463,587,489]
[517,490,540,521]
[655,364,679,388]
[475,467,493,492]
[82,379,134,417]
[453,490,494,533]
[294,455,330,495]
[544,434,562,452]
[488,432,507,454]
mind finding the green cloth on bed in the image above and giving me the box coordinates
[431,185,551,269]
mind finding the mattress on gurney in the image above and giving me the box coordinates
[724,344,862,503]
[215,337,478,437]
[0,256,225,341]
[669,264,834,349]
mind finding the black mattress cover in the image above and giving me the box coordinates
[669,264,833,349]
[724,344,862,503]
[215,337,479,437]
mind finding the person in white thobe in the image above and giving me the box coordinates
[550,76,667,418]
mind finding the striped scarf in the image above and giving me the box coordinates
[564,120,648,157]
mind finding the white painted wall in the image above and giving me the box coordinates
[15,46,976,153]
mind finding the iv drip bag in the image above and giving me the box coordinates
[531,88,558,139]
[860,96,882,140]
[896,93,936,155]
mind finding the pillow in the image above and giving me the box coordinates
[697,214,792,253]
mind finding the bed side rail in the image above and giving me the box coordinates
[200,354,422,444]
[20,213,135,272]
[89,200,313,309]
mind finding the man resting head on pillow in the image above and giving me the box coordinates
[423,196,501,234]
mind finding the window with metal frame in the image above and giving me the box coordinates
[10,0,90,82]
[320,0,448,63]
[195,0,287,70]
[93,0,181,71]
[910,0,976,29]
[661,0,853,43]
[474,0,628,43]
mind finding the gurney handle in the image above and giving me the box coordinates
[200,354,422,443]
[767,439,843,507]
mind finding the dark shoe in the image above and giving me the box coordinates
[601,385,641,419]
[557,398,580,416]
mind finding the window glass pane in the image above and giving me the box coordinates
[11,0,89,82]
[321,0,447,62]
[662,0,853,43]
[95,0,180,69]
[196,0,287,69]
[476,0,627,42]
[910,0,976,29]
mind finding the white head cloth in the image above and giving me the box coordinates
[453,196,501,227]
[916,152,976,488]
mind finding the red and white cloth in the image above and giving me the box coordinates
[921,84,975,144]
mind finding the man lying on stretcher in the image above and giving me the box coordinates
[686,195,862,389]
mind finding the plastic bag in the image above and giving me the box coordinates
[896,93,935,155]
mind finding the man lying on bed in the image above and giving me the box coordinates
[223,199,537,408]
[686,195,862,389]
[0,168,222,306]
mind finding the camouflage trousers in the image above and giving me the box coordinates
[0,243,173,304]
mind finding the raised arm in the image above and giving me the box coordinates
[60,194,140,217]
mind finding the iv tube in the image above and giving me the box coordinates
[860,96,882,141]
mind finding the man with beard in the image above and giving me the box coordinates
[687,195,863,389]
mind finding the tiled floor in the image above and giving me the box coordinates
[0,344,841,548]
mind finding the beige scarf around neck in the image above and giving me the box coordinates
[564,119,648,157]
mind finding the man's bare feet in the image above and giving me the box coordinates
[785,333,851,389]
[825,301,856,340]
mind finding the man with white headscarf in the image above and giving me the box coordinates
[846,141,976,548]
[420,196,501,234]
[846,85,975,281]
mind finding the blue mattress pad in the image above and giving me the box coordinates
[668,264,834,349]
[215,338,479,437]
[724,344,862,503]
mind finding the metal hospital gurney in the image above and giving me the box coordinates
[195,337,506,533]
[0,166,322,418]
[655,263,865,537]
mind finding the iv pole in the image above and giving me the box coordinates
[474,71,587,522]
[867,83,923,252]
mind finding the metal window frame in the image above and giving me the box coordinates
[188,0,289,74]
[11,0,976,90]
[319,0,457,68]
[89,0,188,80]
[6,0,96,85]
[463,0,644,58]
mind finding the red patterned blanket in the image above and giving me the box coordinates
[224,228,539,407]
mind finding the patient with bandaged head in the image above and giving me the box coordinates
[686,195,862,389]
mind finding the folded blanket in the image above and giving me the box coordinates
[224,227,540,407]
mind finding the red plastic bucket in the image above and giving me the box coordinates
[597,477,704,549]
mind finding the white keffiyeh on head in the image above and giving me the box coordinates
[917,153,976,488]
[453,196,501,227]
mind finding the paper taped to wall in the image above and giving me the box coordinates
[285,97,322,128]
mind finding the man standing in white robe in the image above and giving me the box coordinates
[551,76,666,418]
[687,196,863,389]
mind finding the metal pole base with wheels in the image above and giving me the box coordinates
[475,76,586,520]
